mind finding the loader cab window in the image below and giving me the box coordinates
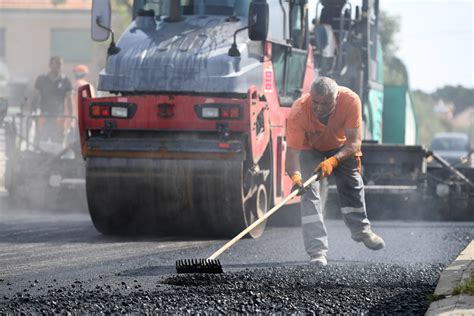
[139,0,250,18]
[285,49,306,99]
[182,0,250,16]
[272,44,286,97]
[272,43,307,107]
[289,1,307,49]
[271,1,308,107]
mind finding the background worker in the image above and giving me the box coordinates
[67,64,95,132]
[286,77,385,267]
[32,56,72,143]
[72,64,95,99]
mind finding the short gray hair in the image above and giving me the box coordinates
[310,77,338,98]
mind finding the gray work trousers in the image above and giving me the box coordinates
[300,149,371,257]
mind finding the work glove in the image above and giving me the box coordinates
[291,171,306,196]
[314,156,339,178]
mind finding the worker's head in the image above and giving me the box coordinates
[73,64,89,79]
[49,56,63,75]
[310,77,338,119]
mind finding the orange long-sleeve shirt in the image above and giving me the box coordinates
[286,86,362,154]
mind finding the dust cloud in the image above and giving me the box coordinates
[0,0,104,216]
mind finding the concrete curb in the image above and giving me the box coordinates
[425,241,474,316]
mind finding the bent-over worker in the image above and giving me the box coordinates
[286,77,385,267]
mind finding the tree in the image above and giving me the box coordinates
[379,10,408,86]
[117,0,133,15]
[384,56,409,86]
[379,10,400,59]
[91,0,134,73]
[411,90,449,145]
[433,85,474,116]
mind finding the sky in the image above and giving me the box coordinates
[377,0,473,92]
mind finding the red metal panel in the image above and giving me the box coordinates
[77,84,91,157]
[81,95,249,132]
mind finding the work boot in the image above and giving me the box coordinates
[309,254,327,267]
[353,231,385,250]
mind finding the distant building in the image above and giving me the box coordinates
[0,0,97,104]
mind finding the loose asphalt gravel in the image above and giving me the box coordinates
[1,212,472,315]
[0,262,444,314]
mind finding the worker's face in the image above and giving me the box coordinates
[49,58,63,74]
[310,91,337,118]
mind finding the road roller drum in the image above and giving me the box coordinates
[86,156,269,237]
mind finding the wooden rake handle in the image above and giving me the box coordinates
[208,172,320,260]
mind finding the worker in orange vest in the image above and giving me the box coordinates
[72,64,96,98]
[65,64,96,132]
[286,77,385,267]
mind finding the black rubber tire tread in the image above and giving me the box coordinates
[86,157,249,237]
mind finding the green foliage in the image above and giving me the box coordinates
[428,271,474,304]
[452,271,474,295]
[427,293,447,303]
[112,0,133,35]
[433,85,474,115]
[384,57,408,86]
[379,11,408,86]
[410,86,474,146]
[411,90,447,146]
[379,10,400,58]
[91,0,134,72]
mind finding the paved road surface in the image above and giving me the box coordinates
[0,209,472,302]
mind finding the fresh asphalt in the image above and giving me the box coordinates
[0,204,472,314]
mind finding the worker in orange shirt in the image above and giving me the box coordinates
[65,64,96,132]
[72,64,96,98]
[286,77,385,267]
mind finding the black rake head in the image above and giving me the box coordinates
[176,258,223,274]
